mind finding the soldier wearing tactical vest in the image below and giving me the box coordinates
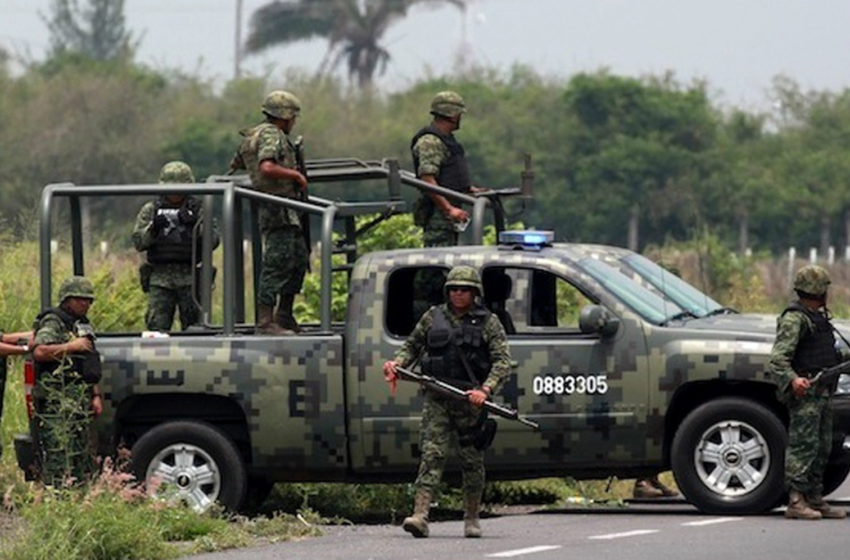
[383,266,511,539]
[32,276,102,486]
[133,161,219,332]
[410,91,474,248]
[768,265,849,520]
[230,90,309,335]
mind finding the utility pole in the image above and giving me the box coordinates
[234,0,243,79]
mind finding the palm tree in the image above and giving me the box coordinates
[244,0,465,89]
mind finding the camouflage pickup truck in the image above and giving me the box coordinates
[14,159,850,515]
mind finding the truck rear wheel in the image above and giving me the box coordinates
[131,420,247,512]
[672,397,786,514]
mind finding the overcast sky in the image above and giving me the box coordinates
[5,0,850,111]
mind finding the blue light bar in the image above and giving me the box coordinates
[498,230,554,247]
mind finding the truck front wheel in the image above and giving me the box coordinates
[131,420,247,512]
[672,397,786,514]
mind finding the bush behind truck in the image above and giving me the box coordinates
[12,159,850,515]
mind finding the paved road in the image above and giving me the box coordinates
[189,477,850,560]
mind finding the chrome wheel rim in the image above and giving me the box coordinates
[146,443,221,512]
[693,419,770,497]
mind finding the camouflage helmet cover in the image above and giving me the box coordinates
[58,276,95,303]
[794,265,831,296]
[159,161,195,183]
[430,91,467,118]
[444,265,484,297]
[262,90,302,120]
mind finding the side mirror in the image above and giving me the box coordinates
[579,304,620,338]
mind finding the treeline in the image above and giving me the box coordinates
[2,54,850,255]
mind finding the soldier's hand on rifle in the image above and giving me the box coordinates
[178,207,197,226]
[467,387,490,407]
[295,172,308,191]
[382,360,400,396]
[791,375,811,397]
[68,336,93,354]
[152,213,169,235]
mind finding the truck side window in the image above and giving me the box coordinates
[386,266,448,337]
[488,267,594,334]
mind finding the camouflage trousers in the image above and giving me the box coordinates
[423,212,459,248]
[258,226,308,307]
[146,285,199,331]
[34,377,95,487]
[414,392,486,497]
[785,391,832,495]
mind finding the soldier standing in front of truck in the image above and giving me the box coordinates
[133,161,219,332]
[230,90,308,335]
[383,266,511,539]
[768,265,848,520]
[31,276,103,486]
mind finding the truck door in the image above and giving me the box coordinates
[482,265,651,472]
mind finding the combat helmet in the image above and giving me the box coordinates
[58,276,95,303]
[262,90,301,120]
[444,265,483,298]
[794,265,831,297]
[159,161,195,183]
[430,91,467,119]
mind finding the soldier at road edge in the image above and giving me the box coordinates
[383,265,511,538]
[768,264,848,520]
[31,276,103,486]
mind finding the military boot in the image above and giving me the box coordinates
[807,494,847,519]
[256,304,293,335]
[463,493,482,538]
[649,475,679,497]
[275,294,301,333]
[785,490,822,520]
[633,479,664,499]
[402,490,431,538]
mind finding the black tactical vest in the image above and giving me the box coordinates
[421,305,492,388]
[147,197,201,265]
[33,307,101,384]
[410,125,471,193]
[782,302,840,375]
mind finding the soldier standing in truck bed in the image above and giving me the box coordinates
[230,90,308,335]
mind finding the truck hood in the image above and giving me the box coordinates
[683,312,850,341]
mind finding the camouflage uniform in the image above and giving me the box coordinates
[394,266,511,537]
[231,92,308,314]
[133,162,219,331]
[768,265,848,519]
[32,277,100,486]
[411,92,472,307]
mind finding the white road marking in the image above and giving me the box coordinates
[487,545,562,558]
[682,517,743,527]
[588,529,659,540]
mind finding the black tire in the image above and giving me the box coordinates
[671,397,786,514]
[131,420,247,512]
[823,460,850,496]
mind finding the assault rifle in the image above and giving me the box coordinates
[810,360,850,387]
[395,366,540,431]
[293,136,311,264]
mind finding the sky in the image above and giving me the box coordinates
[4,0,850,111]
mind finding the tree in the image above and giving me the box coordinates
[41,0,137,61]
[244,0,463,89]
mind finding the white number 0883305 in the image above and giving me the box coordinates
[532,374,609,395]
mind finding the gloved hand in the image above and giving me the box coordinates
[151,213,169,234]
[178,206,197,225]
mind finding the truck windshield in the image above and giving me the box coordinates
[620,253,727,317]
[578,258,684,325]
